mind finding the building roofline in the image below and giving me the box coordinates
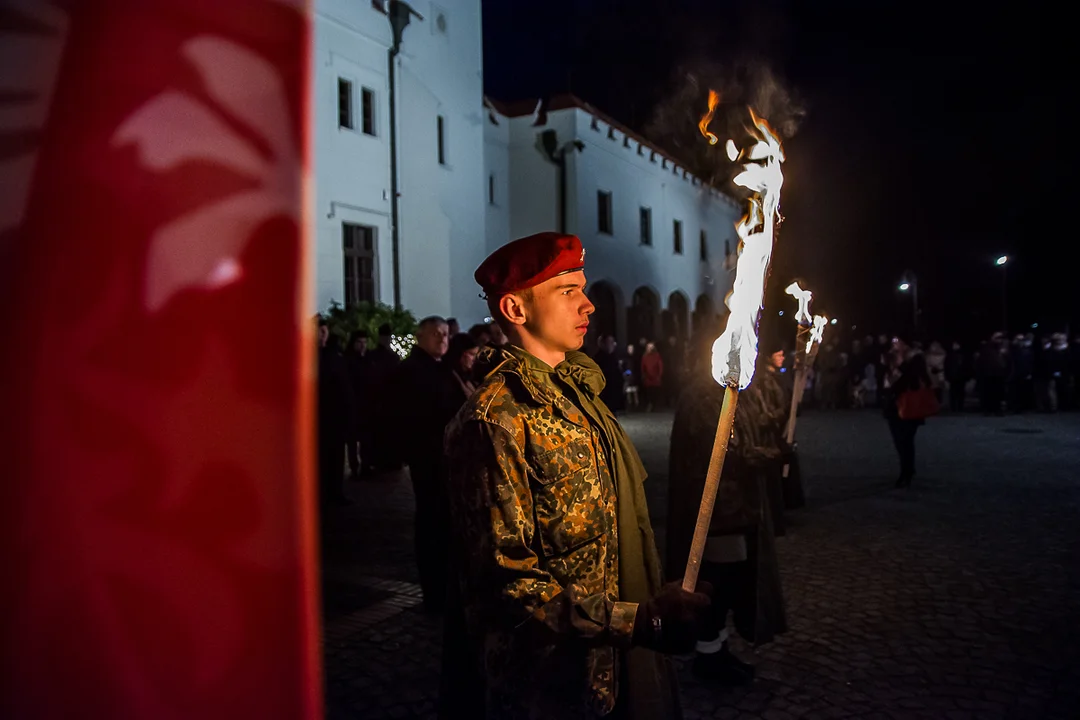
[485,93,738,206]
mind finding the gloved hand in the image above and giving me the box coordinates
[781,441,797,463]
[633,580,712,655]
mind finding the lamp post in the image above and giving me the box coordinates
[898,273,918,334]
[995,255,1008,333]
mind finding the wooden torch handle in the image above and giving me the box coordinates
[782,367,808,478]
[682,385,740,592]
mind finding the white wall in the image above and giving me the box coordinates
[312,3,393,313]
[312,0,487,324]
[505,112,576,239]
[483,106,511,255]
[560,107,741,328]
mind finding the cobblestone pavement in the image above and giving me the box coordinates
[322,410,1080,719]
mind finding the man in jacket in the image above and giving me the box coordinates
[441,232,710,720]
[667,346,790,687]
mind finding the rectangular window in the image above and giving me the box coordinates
[361,87,375,136]
[437,115,446,165]
[639,207,652,245]
[488,174,496,205]
[342,223,376,305]
[700,230,708,261]
[338,78,353,129]
[597,190,613,234]
[673,219,683,254]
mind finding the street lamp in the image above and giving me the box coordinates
[995,255,1009,332]
[898,272,918,333]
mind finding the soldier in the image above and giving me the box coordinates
[441,232,711,720]
[666,346,790,687]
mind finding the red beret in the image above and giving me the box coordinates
[474,232,586,297]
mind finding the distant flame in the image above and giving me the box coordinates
[785,282,813,325]
[712,110,786,389]
[806,315,827,354]
[698,90,720,145]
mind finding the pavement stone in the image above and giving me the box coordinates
[322,409,1080,719]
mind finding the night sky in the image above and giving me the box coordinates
[482,0,1066,344]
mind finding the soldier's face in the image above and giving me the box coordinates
[525,271,595,353]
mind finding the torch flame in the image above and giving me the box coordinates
[698,89,720,145]
[806,314,827,354]
[711,110,785,389]
[785,282,813,326]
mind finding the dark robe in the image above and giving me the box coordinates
[666,377,788,645]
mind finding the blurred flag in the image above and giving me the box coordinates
[1,1,319,717]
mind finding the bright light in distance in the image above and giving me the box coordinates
[778,310,784,316]
[1032,322,1039,329]
[830,318,838,325]
[898,282,911,291]
[995,255,1008,266]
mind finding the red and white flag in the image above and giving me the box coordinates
[1,1,320,717]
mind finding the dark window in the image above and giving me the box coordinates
[338,78,353,129]
[488,174,496,205]
[673,220,683,254]
[361,87,375,135]
[725,239,731,257]
[437,115,446,165]
[342,223,376,305]
[699,230,708,261]
[639,207,652,246]
[597,191,613,234]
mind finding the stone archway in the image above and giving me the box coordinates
[668,291,690,347]
[587,280,620,349]
[693,293,717,338]
[628,286,660,344]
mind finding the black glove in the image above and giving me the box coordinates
[633,580,712,655]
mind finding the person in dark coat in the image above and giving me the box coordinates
[345,331,372,479]
[593,334,625,413]
[883,344,932,487]
[317,318,355,506]
[667,349,789,687]
[393,316,458,612]
[364,323,401,471]
[750,339,794,535]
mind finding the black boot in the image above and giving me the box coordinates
[692,644,754,685]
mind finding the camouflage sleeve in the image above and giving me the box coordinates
[449,420,638,648]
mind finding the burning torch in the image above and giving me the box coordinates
[782,309,827,479]
[683,98,786,592]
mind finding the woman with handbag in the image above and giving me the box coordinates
[883,344,937,487]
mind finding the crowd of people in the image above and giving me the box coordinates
[807,331,1080,415]
[314,229,1079,719]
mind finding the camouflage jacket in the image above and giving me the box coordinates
[443,345,638,719]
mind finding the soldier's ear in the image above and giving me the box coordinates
[499,294,529,327]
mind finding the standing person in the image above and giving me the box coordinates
[345,331,372,479]
[445,333,481,410]
[395,316,458,612]
[667,346,790,687]
[316,317,354,506]
[365,323,402,471]
[883,344,933,487]
[945,341,968,412]
[441,232,711,720]
[594,334,625,414]
[623,343,640,412]
[640,343,664,412]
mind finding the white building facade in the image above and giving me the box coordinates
[312,5,740,342]
[312,0,488,322]
[485,96,741,348]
